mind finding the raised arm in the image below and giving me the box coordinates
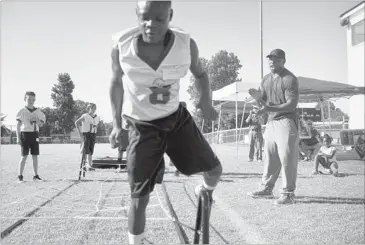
[190,38,210,105]
[110,45,124,129]
[75,115,85,137]
[189,38,217,120]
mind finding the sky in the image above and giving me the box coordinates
[0,0,361,126]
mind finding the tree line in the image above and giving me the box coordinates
[1,50,348,137]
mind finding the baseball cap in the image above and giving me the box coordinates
[266,49,286,59]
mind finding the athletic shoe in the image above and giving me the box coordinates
[274,193,295,205]
[247,189,273,198]
[17,175,24,183]
[33,175,43,181]
[248,158,253,162]
[85,164,95,171]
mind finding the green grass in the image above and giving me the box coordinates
[0,143,364,244]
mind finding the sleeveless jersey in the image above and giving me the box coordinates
[81,113,100,133]
[16,107,46,132]
[113,26,191,121]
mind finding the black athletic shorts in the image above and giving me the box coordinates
[82,132,96,155]
[20,132,39,156]
[124,102,221,198]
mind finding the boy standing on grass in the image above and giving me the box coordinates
[16,91,46,183]
[313,134,339,177]
[75,103,100,171]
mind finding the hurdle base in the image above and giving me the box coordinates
[92,157,127,169]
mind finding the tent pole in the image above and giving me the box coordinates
[240,100,247,146]
[211,100,214,144]
[217,106,222,144]
[320,100,325,135]
[328,100,332,137]
[236,91,239,158]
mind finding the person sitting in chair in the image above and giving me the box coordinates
[354,135,365,161]
[299,120,321,161]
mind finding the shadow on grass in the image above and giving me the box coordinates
[221,172,314,179]
[41,178,184,184]
[295,196,365,205]
[310,172,364,178]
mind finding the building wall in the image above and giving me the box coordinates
[346,7,365,129]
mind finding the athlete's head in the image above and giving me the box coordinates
[136,0,173,44]
[87,103,97,114]
[24,91,36,107]
[323,134,333,147]
[266,49,286,73]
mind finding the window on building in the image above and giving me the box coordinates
[352,19,365,46]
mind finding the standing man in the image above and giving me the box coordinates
[248,49,299,205]
[246,110,263,162]
[108,1,223,244]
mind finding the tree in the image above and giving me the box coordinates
[38,107,58,136]
[315,101,349,121]
[105,122,113,136]
[0,114,11,137]
[51,73,76,134]
[97,120,107,136]
[74,99,90,120]
[187,57,210,106]
[187,50,243,133]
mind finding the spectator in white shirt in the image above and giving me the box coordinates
[16,91,46,183]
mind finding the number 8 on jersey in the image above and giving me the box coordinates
[149,85,171,105]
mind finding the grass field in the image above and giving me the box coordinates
[0,143,364,244]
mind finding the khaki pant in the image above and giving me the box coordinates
[249,130,263,160]
[261,118,299,194]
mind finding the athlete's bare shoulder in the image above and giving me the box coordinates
[112,26,140,46]
[189,38,204,77]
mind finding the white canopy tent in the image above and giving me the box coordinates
[212,76,365,121]
[211,77,365,152]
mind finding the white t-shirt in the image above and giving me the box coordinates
[113,26,191,121]
[16,107,46,132]
[81,113,100,133]
[319,145,337,162]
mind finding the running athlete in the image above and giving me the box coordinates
[108,1,223,244]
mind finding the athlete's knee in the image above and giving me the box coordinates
[204,161,223,183]
[211,161,223,178]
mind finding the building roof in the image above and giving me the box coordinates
[340,1,365,18]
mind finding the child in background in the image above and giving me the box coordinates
[313,134,339,177]
[16,91,46,182]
